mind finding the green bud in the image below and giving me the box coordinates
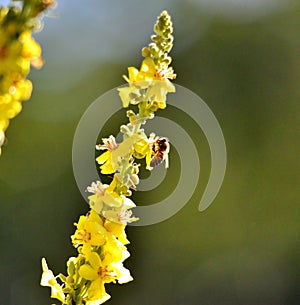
[142,47,150,57]
[58,273,67,283]
[67,260,75,276]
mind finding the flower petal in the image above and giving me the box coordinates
[103,191,122,208]
[96,151,110,165]
[88,252,102,270]
[79,264,98,281]
[88,194,104,214]
[88,278,110,302]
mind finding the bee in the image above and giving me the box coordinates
[150,137,170,168]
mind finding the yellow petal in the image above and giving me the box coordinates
[91,233,106,246]
[104,220,129,245]
[89,209,102,222]
[113,262,133,284]
[111,134,141,166]
[117,86,132,108]
[96,151,110,165]
[79,264,98,281]
[123,197,136,209]
[86,292,111,305]
[103,191,122,208]
[40,258,65,302]
[146,151,152,170]
[50,283,65,303]
[40,258,55,287]
[140,58,156,74]
[100,160,114,174]
[88,252,102,270]
[88,194,103,214]
[127,67,139,83]
[76,215,87,230]
[134,138,149,156]
[106,175,117,192]
[88,278,110,302]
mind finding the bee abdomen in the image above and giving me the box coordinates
[150,156,163,167]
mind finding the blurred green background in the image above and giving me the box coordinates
[0,0,299,304]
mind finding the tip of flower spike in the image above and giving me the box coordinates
[141,10,175,72]
[161,10,169,17]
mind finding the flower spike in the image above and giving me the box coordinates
[41,10,176,305]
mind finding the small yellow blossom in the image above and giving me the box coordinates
[87,180,136,218]
[134,137,152,169]
[96,135,118,174]
[40,258,65,303]
[104,233,131,263]
[96,134,142,175]
[79,250,132,303]
[134,133,166,170]
[118,57,175,110]
[103,219,129,244]
[79,250,132,284]
[103,206,139,226]
[124,57,157,84]
[71,209,107,254]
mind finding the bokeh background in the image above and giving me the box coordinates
[0,0,299,304]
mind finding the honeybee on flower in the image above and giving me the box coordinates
[150,136,170,168]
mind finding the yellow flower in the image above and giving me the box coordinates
[118,58,155,108]
[103,203,139,227]
[146,79,175,110]
[40,258,65,303]
[79,250,133,298]
[71,209,107,254]
[96,134,141,174]
[79,250,130,303]
[103,233,131,264]
[125,57,157,84]
[134,133,158,170]
[118,57,175,109]
[104,219,129,245]
[87,180,136,216]
[134,137,151,166]
[79,254,111,303]
[96,135,118,174]
[87,180,121,212]
[86,181,107,213]
[21,31,43,65]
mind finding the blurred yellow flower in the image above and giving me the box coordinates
[0,1,55,155]
[0,6,43,154]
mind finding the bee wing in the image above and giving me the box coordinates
[150,156,163,167]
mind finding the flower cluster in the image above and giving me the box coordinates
[41,10,176,305]
[41,209,133,304]
[0,0,55,155]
